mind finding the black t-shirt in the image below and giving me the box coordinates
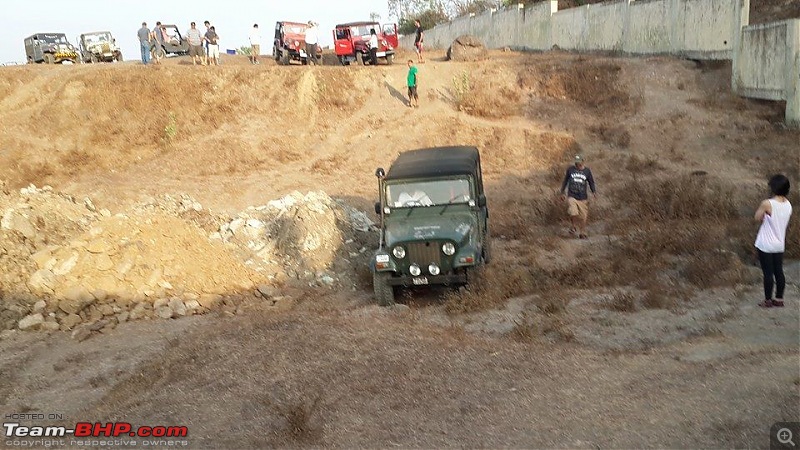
[561,166,596,200]
[415,26,423,43]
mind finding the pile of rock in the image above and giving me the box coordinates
[447,35,488,62]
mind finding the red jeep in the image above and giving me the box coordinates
[273,21,321,65]
[333,22,398,66]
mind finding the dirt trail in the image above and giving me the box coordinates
[0,49,798,448]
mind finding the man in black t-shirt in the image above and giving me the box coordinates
[414,20,424,63]
[559,154,597,239]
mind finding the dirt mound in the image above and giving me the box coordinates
[0,185,375,337]
[447,35,488,62]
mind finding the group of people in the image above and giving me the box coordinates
[559,155,792,309]
[137,20,221,66]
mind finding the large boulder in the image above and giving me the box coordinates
[447,35,488,62]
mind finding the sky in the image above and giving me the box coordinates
[2,0,391,63]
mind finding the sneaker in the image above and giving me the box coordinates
[758,299,774,308]
[772,299,785,307]
[568,227,577,236]
[579,234,588,239]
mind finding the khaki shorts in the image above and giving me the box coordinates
[567,197,589,221]
[251,44,260,56]
[189,45,204,57]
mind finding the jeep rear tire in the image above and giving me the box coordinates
[116,52,123,62]
[386,54,394,65]
[43,53,54,64]
[356,52,364,66]
[280,50,289,66]
[373,272,395,306]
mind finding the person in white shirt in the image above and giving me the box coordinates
[249,24,261,65]
[368,28,379,65]
[304,21,319,65]
[754,174,792,308]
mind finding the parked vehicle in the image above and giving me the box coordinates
[78,31,122,63]
[273,21,322,65]
[24,33,79,64]
[151,25,189,58]
[371,146,491,306]
[333,22,398,66]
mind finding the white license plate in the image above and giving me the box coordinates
[299,50,307,57]
[412,277,428,285]
[376,51,386,57]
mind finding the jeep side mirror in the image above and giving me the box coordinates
[477,194,487,208]
[375,167,385,178]
[374,202,381,215]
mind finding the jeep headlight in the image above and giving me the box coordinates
[392,246,406,259]
[409,264,421,276]
[442,242,456,256]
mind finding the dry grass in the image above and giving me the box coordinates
[606,290,637,312]
[519,59,639,114]
[589,124,631,148]
[444,266,536,314]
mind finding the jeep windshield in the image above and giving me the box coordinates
[350,24,379,38]
[84,33,111,45]
[37,35,68,44]
[386,179,471,208]
[283,25,307,35]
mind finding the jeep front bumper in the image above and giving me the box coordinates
[387,273,467,287]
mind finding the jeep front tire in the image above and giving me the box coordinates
[43,53,54,64]
[386,54,394,65]
[373,271,395,306]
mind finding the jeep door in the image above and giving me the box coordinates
[333,28,353,57]
[382,23,398,48]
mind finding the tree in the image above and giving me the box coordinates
[370,12,382,21]
[397,6,449,34]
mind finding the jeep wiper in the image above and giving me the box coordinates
[439,203,450,215]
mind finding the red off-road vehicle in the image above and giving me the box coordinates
[273,21,322,65]
[333,22,398,66]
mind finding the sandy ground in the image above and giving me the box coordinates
[0,48,798,448]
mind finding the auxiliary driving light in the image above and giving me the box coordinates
[428,264,440,276]
[409,264,421,276]
[392,246,406,259]
[442,242,456,256]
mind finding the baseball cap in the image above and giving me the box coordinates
[574,154,584,163]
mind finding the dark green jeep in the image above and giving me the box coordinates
[371,146,490,306]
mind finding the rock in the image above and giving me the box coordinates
[60,313,82,330]
[1,211,37,239]
[71,326,92,342]
[129,304,148,320]
[18,313,44,330]
[59,286,95,314]
[95,254,114,271]
[99,304,114,316]
[155,306,173,320]
[89,319,109,331]
[85,239,110,254]
[447,35,488,62]
[320,275,335,286]
[257,284,277,299]
[246,219,265,229]
[1,330,17,340]
[100,208,111,217]
[158,280,174,290]
[29,269,57,293]
[92,289,108,302]
[168,298,187,317]
[153,298,170,309]
[229,218,246,235]
[54,254,79,276]
[199,294,222,309]
[32,300,47,313]
[83,197,96,212]
[118,312,129,323]
[31,249,55,270]
[41,321,60,332]
[391,304,411,314]
[184,299,201,314]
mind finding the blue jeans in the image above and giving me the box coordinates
[140,41,151,64]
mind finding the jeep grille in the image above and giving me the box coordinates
[406,241,442,267]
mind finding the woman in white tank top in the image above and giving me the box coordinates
[754,174,792,308]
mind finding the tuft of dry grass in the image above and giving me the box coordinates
[589,124,631,148]
[606,290,637,312]
[444,266,536,314]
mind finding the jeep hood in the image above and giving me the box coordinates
[384,209,477,246]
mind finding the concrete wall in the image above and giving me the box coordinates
[397,0,799,126]
[400,0,746,59]
[734,19,800,125]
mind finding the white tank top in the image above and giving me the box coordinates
[755,198,792,253]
